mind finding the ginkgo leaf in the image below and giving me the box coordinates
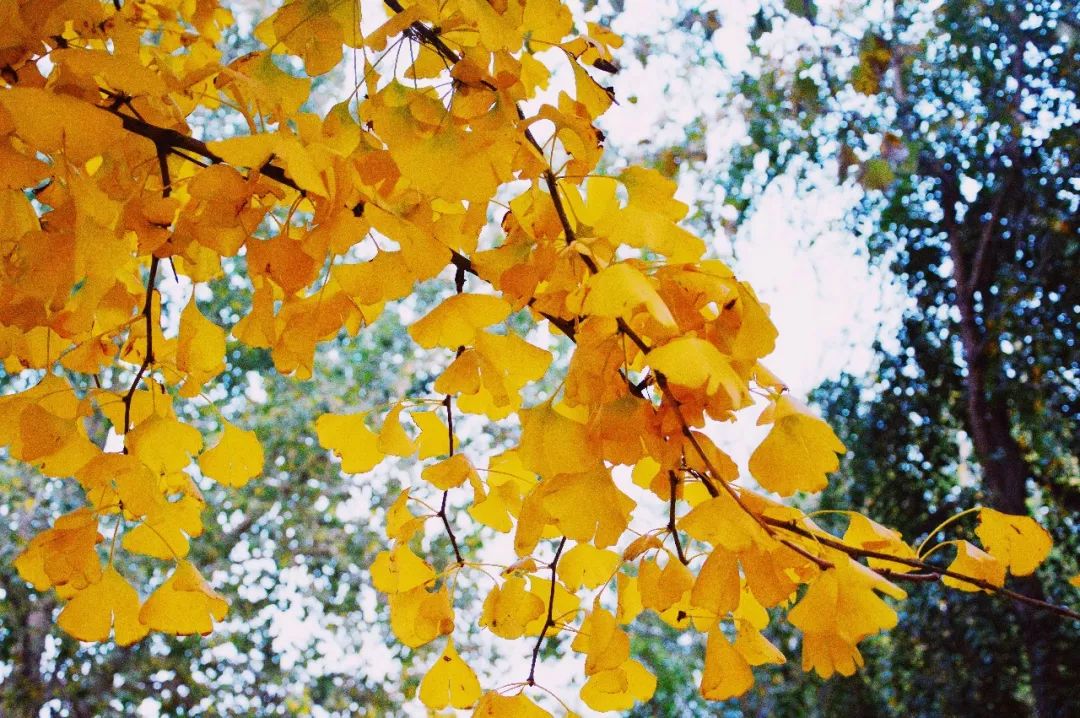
[678,492,764,552]
[370,544,436,594]
[689,547,740,619]
[315,412,384,473]
[122,496,204,560]
[473,692,553,718]
[206,134,278,167]
[580,659,656,712]
[58,567,148,646]
[700,626,754,701]
[616,573,643,624]
[422,454,478,491]
[0,89,124,164]
[974,508,1052,576]
[377,404,417,457]
[14,509,102,591]
[558,543,620,590]
[648,337,744,405]
[638,556,694,615]
[733,619,786,666]
[127,416,203,476]
[479,576,545,639]
[198,422,264,488]
[518,402,600,477]
[408,294,512,349]
[516,469,635,555]
[843,513,919,573]
[176,298,226,396]
[389,585,454,648]
[140,560,228,636]
[788,559,906,678]
[748,395,846,496]
[943,540,1006,592]
[418,638,481,710]
[580,263,676,328]
[572,606,630,675]
[386,490,426,542]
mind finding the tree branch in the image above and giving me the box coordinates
[763,517,1080,621]
[667,471,688,565]
[527,536,567,685]
[437,393,464,566]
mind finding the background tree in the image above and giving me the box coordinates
[607,0,1079,715]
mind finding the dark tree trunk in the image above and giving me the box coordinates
[941,165,1068,718]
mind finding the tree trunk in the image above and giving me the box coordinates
[944,174,1068,718]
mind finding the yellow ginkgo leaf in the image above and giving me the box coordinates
[14,508,102,591]
[748,395,846,496]
[689,546,740,619]
[580,263,676,328]
[518,402,600,478]
[122,496,204,560]
[198,422,264,488]
[386,490,426,542]
[408,294,512,349]
[733,619,786,666]
[0,88,124,164]
[422,454,478,491]
[572,606,630,675]
[843,513,919,573]
[647,337,745,405]
[678,492,764,552]
[515,469,635,555]
[700,626,754,701]
[127,416,203,476]
[175,298,226,397]
[558,543,621,590]
[418,638,481,710]
[58,567,149,646]
[205,134,278,168]
[377,403,417,457]
[411,411,456,460]
[579,659,656,712]
[139,560,228,636]
[479,576,545,639]
[315,412,384,473]
[788,560,906,678]
[974,508,1052,576]
[943,540,1006,592]
[390,584,454,649]
[473,691,553,718]
[370,544,436,594]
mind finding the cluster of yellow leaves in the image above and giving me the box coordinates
[0,0,1064,714]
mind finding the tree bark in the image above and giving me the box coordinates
[941,165,1069,718]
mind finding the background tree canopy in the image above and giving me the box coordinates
[0,1,1076,717]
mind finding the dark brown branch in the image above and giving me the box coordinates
[527,536,567,685]
[120,147,170,437]
[667,472,688,565]
[100,98,304,193]
[382,0,461,65]
[437,394,463,566]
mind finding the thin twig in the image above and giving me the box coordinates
[527,536,567,685]
[437,394,463,566]
[121,147,170,437]
[667,472,688,565]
